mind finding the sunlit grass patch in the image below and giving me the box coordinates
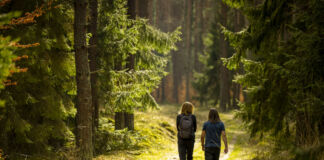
[134,106,178,159]
[96,104,178,160]
[95,151,136,160]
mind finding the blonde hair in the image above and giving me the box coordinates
[181,102,194,115]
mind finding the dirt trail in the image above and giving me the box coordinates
[163,136,237,160]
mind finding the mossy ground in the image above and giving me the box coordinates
[95,104,259,160]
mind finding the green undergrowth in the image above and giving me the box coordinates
[95,104,178,160]
[95,104,270,160]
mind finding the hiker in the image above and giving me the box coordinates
[201,108,228,160]
[177,102,197,160]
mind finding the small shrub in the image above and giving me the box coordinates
[159,121,175,135]
[94,121,146,154]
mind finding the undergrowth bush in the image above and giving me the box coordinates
[94,116,176,155]
[94,118,147,154]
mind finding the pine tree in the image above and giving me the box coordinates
[88,0,99,136]
[0,0,76,158]
[184,0,193,101]
[97,0,180,131]
[0,5,18,105]
[223,0,324,158]
[124,0,136,131]
[74,0,93,159]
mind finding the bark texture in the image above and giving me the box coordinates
[219,2,230,112]
[185,0,193,101]
[172,0,185,103]
[194,0,203,72]
[115,112,125,130]
[88,0,99,136]
[124,112,134,130]
[231,10,243,109]
[74,0,93,159]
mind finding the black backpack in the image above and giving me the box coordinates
[179,115,193,139]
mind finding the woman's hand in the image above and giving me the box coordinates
[224,147,228,154]
[201,130,206,152]
[222,131,228,154]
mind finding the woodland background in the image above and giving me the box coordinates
[0,0,323,159]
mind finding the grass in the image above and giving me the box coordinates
[95,104,258,160]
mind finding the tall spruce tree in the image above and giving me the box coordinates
[0,1,18,106]
[88,0,99,135]
[74,0,93,159]
[124,0,136,131]
[184,0,193,101]
[223,0,324,158]
[97,0,180,131]
[0,0,76,158]
[171,0,185,104]
[219,2,231,111]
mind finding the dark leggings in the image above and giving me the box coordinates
[205,147,220,160]
[178,138,195,160]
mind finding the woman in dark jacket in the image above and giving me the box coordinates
[177,102,197,160]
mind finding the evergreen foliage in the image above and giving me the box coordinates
[0,1,75,158]
[98,0,181,114]
[192,26,221,106]
[222,0,324,158]
[0,36,16,95]
[193,1,236,108]
[0,0,179,159]
[0,0,180,158]
[0,9,20,105]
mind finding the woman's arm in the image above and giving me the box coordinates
[201,130,206,151]
[193,115,197,132]
[221,131,228,153]
[176,115,180,131]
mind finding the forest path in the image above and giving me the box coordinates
[95,104,252,160]
[138,104,248,160]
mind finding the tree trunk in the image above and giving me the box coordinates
[115,112,125,130]
[295,110,316,146]
[126,0,135,71]
[114,13,124,131]
[137,0,149,18]
[88,0,99,149]
[160,0,172,103]
[161,77,166,102]
[219,2,230,112]
[124,112,134,130]
[74,0,93,159]
[113,57,123,129]
[124,0,136,131]
[185,0,193,101]
[172,55,180,103]
[231,10,242,110]
[171,0,185,104]
[194,0,203,72]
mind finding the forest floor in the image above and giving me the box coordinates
[95,104,261,160]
